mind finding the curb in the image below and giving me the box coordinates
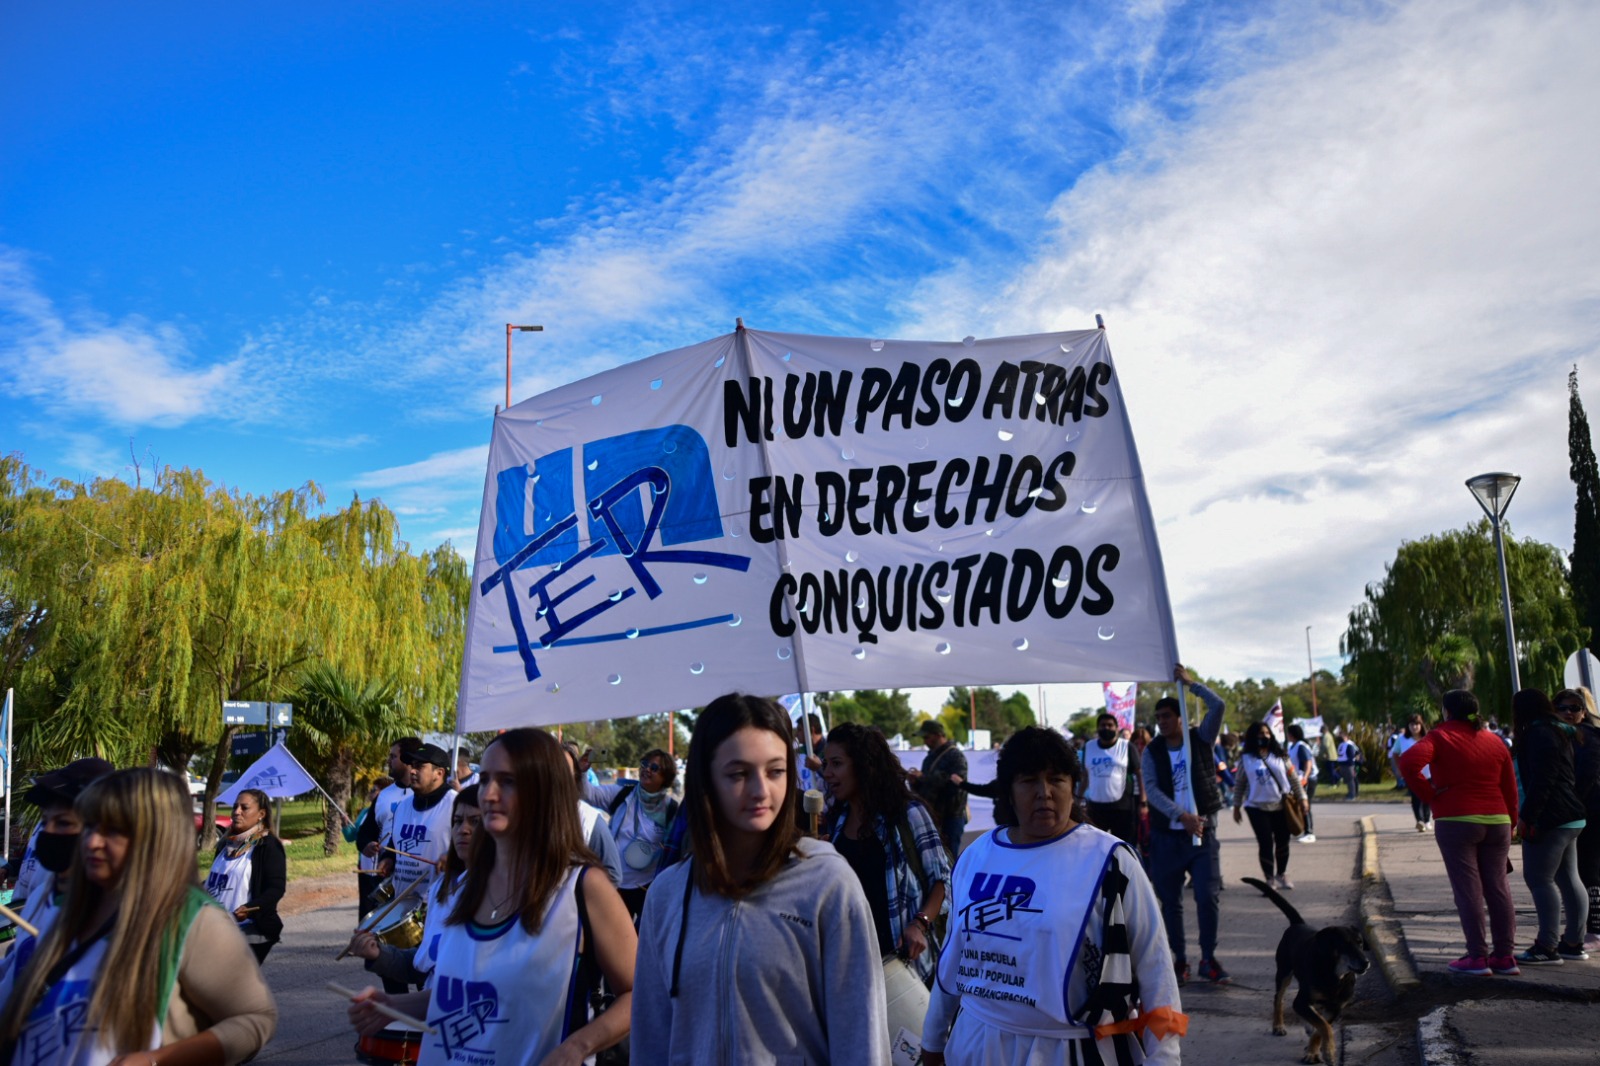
[1357,814,1423,996]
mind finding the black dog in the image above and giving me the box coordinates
[1242,877,1371,1065]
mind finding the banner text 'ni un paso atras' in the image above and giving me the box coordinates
[457,328,1178,731]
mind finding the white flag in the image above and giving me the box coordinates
[216,740,319,805]
[458,327,1180,731]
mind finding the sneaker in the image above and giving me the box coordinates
[1296,833,1317,843]
[1557,941,1590,960]
[1424,821,1434,832]
[1198,958,1232,984]
[1416,821,1426,832]
[1487,955,1520,976]
[1448,955,1491,975]
[1584,932,1600,953]
[1277,875,1295,891]
[1517,945,1563,965]
[1174,961,1190,986]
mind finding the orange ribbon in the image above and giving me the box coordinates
[1094,1006,1189,1041]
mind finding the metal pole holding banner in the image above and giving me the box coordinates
[1172,674,1202,847]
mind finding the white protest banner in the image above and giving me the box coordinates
[1102,681,1138,732]
[217,740,319,805]
[458,327,1179,731]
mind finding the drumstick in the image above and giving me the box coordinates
[326,981,436,1033]
[381,845,446,871]
[334,868,428,960]
[0,903,38,938]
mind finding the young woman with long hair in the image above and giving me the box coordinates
[1555,688,1600,951]
[1511,688,1589,964]
[205,788,286,964]
[922,727,1183,1066]
[347,731,635,1065]
[820,722,951,984]
[1231,721,1306,891]
[1388,714,1433,831]
[0,768,277,1065]
[631,693,888,1064]
[1399,689,1520,975]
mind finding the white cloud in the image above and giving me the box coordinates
[0,250,244,427]
[922,0,1600,683]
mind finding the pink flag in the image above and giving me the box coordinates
[1102,682,1138,731]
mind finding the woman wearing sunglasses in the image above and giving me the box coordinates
[1555,689,1600,951]
[579,748,679,921]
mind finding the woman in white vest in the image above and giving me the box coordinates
[577,747,679,921]
[205,788,287,963]
[922,727,1184,1066]
[0,767,277,1064]
[347,729,636,1066]
[1231,721,1307,891]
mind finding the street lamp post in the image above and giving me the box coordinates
[1467,472,1522,695]
[505,324,544,408]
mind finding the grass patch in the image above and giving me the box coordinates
[197,797,360,883]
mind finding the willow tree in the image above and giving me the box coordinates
[0,460,469,817]
[1342,520,1586,723]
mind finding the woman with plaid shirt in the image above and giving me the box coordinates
[820,722,953,983]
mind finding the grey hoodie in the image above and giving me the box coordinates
[631,836,889,1065]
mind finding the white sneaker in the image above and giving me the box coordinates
[1296,833,1317,844]
[1416,821,1426,832]
[1278,875,1295,890]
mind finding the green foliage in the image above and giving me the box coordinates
[562,714,688,771]
[826,688,916,738]
[1570,367,1600,658]
[291,664,405,855]
[945,686,1035,746]
[1341,520,1586,724]
[0,457,469,815]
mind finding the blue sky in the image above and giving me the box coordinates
[4,0,1597,722]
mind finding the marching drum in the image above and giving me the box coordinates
[356,1023,425,1065]
[355,900,427,951]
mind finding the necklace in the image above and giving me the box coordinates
[488,884,518,921]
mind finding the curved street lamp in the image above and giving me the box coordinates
[1466,472,1522,694]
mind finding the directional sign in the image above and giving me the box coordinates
[222,701,294,726]
[222,701,269,726]
[231,732,268,757]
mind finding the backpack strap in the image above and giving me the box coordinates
[606,783,636,818]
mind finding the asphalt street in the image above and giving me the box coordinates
[254,800,1406,1065]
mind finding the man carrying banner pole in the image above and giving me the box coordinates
[1142,663,1230,987]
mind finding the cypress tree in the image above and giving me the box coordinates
[1569,367,1600,655]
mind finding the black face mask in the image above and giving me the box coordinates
[1097,728,1118,744]
[35,831,80,874]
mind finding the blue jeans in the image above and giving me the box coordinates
[940,813,968,857]
[1149,824,1221,965]
[1340,764,1360,798]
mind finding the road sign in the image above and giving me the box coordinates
[223,701,269,726]
[1564,649,1600,693]
[232,732,268,757]
[222,701,294,726]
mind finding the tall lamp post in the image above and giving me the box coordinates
[505,324,544,408]
[1467,472,1522,695]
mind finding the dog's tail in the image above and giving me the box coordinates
[1241,876,1308,926]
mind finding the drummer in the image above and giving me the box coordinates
[389,743,455,902]
[347,785,480,986]
[0,758,113,964]
[367,738,420,878]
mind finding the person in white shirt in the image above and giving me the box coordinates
[1232,722,1307,891]
[389,743,456,900]
[346,728,636,1066]
[367,737,419,877]
[1389,714,1433,831]
[1083,712,1143,845]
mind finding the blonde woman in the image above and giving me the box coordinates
[0,767,277,1065]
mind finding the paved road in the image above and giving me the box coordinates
[255,802,1402,1065]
